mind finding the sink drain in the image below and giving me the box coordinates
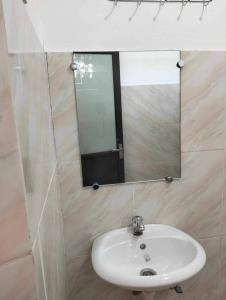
[140,268,157,276]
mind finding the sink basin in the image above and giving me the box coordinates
[92,224,206,292]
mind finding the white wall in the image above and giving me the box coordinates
[37,0,226,51]
[120,51,180,85]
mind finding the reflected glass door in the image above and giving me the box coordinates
[74,52,125,186]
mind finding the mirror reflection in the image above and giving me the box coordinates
[73,51,181,187]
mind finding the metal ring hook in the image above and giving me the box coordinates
[128,0,142,22]
[105,0,118,20]
[177,0,188,21]
[153,0,166,22]
[200,0,210,21]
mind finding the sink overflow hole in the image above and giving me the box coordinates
[140,268,157,276]
[140,243,146,250]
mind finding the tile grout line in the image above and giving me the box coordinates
[31,163,57,250]
[37,231,48,300]
[181,148,224,153]
[45,52,60,165]
[31,53,60,300]
[31,166,57,300]
[221,106,225,236]
[219,75,226,241]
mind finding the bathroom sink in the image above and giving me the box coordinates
[92,224,206,292]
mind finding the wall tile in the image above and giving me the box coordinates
[222,110,226,235]
[0,152,30,264]
[68,255,136,300]
[221,198,226,236]
[59,160,134,260]
[0,0,30,265]
[181,52,226,152]
[7,41,57,246]
[33,241,46,300]
[220,236,226,300]
[0,76,17,158]
[9,53,56,166]
[38,172,66,300]
[134,150,223,239]
[47,53,79,162]
[0,254,37,300]
[25,161,55,242]
[2,2,66,300]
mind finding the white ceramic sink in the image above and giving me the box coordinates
[92,224,206,292]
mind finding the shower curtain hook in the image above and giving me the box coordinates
[128,0,142,22]
[105,0,118,21]
[177,0,188,21]
[199,0,210,21]
[153,0,166,22]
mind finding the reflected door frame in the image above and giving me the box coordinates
[74,51,125,186]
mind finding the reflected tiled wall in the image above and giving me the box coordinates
[48,51,226,300]
[1,1,66,300]
[121,84,180,181]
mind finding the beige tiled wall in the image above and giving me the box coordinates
[48,51,226,300]
[0,1,36,298]
[1,1,66,300]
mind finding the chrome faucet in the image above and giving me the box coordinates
[131,216,145,236]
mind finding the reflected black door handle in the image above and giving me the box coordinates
[111,144,124,159]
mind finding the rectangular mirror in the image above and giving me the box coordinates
[73,51,181,187]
